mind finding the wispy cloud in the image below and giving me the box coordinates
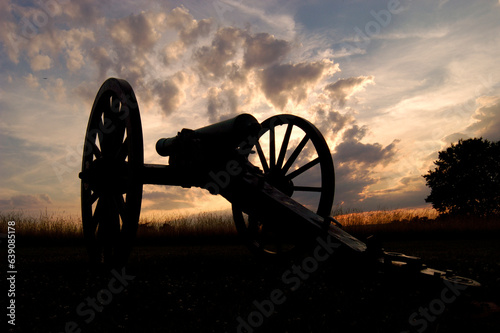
[0,194,52,211]
[466,96,500,140]
[324,75,374,107]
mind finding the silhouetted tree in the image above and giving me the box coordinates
[423,138,500,217]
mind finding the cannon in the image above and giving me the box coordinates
[79,78,480,288]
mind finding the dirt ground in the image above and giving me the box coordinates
[4,237,500,333]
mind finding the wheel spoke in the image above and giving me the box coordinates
[269,124,276,170]
[88,191,99,206]
[100,122,111,156]
[92,196,107,233]
[255,141,269,173]
[88,140,102,159]
[293,186,323,192]
[282,135,309,174]
[115,137,129,161]
[113,194,128,224]
[277,123,293,169]
[84,203,99,233]
[286,157,320,180]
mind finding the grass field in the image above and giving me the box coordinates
[2,207,499,243]
[1,209,500,332]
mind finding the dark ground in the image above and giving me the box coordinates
[3,235,500,333]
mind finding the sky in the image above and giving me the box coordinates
[1,0,499,217]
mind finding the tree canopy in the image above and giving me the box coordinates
[423,138,500,217]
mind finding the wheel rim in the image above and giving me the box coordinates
[233,114,335,258]
[80,78,143,267]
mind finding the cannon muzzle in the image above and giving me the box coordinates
[155,137,177,157]
[156,113,261,157]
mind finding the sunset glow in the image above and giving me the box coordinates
[1,0,499,216]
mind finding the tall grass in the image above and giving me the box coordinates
[0,210,82,242]
[333,207,500,239]
[0,210,238,244]
[137,211,237,241]
[1,207,498,245]
[333,207,439,226]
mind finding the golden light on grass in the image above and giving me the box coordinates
[0,210,237,242]
[0,207,498,243]
[0,210,82,241]
[137,211,237,239]
[333,207,439,227]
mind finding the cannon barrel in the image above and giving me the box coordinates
[156,113,261,157]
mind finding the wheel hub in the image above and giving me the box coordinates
[266,170,294,197]
[80,158,128,195]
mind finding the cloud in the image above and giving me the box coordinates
[466,95,500,141]
[142,190,197,211]
[58,28,95,71]
[226,63,249,88]
[441,132,469,144]
[206,86,239,123]
[63,0,103,26]
[0,0,95,71]
[0,0,25,63]
[170,7,212,45]
[306,101,401,208]
[30,54,52,71]
[333,147,418,210]
[73,80,97,110]
[337,139,398,166]
[333,44,367,59]
[180,18,212,43]
[91,10,170,90]
[259,60,338,109]
[342,124,368,142]
[213,0,296,40]
[356,175,431,210]
[0,1,65,63]
[166,5,195,30]
[155,79,183,116]
[41,78,66,102]
[335,131,399,167]
[153,71,192,116]
[162,6,212,65]
[193,27,333,119]
[193,28,292,86]
[89,46,115,80]
[324,75,374,107]
[65,47,84,71]
[333,162,377,207]
[243,32,291,69]
[161,40,187,66]
[0,194,52,210]
[109,11,167,51]
[311,104,355,136]
[24,73,39,88]
[206,87,222,123]
[194,26,244,79]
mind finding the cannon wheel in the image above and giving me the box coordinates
[80,78,143,268]
[232,114,335,259]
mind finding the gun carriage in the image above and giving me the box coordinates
[79,78,480,289]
